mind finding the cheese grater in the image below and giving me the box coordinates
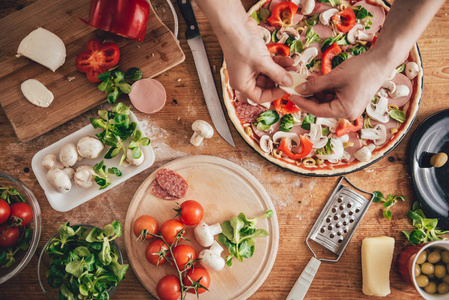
[286,176,374,300]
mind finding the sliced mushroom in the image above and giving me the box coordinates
[291,53,302,66]
[260,135,274,153]
[366,96,389,123]
[336,134,349,143]
[381,80,396,94]
[376,88,388,98]
[77,136,104,159]
[277,27,301,42]
[405,62,420,79]
[301,47,319,66]
[353,144,376,162]
[273,131,301,146]
[59,143,79,167]
[42,154,58,171]
[389,85,410,98]
[74,165,95,189]
[258,26,271,44]
[300,0,316,15]
[319,8,339,26]
[316,138,344,161]
[347,24,374,44]
[316,117,338,133]
[305,124,328,149]
[361,124,387,145]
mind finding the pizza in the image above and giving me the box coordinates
[220,0,423,176]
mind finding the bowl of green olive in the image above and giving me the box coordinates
[412,241,449,298]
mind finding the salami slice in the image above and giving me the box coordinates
[155,168,188,199]
[236,103,267,123]
[152,180,179,200]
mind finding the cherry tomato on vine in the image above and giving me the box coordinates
[0,199,10,225]
[183,267,210,294]
[133,215,159,241]
[10,202,32,226]
[157,275,181,300]
[0,224,20,248]
[171,244,197,271]
[175,200,204,226]
[160,219,185,244]
[145,239,168,266]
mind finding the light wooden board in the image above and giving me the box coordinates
[124,155,279,300]
[0,0,185,142]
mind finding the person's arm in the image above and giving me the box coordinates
[194,0,292,103]
[289,0,446,120]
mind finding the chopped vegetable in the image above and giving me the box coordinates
[273,97,301,115]
[301,114,316,130]
[250,11,260,24]
[389,109,406,123]
[332,52,349,68]
[267,43,291,56]
[290,40,304,54]
[259,7,270,23]
[331,8,356,33]
[321,43,342,75]
[267,2,298,27]
[335,116,363,137]
[373,191,405,220]
[350,44,367,56]
[305,26,322,47]
[305,14,320,26]
[278,135,313,160]
[280,114,296,132]
[256,110,280,131]
[218,210,272,267]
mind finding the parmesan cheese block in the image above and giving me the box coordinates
[279,71,311,96]
[21,79,54,108]
[362,236,395,297]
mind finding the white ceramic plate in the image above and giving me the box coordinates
[31,111,155,212]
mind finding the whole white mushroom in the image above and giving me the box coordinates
[47,168,72,193]
[190,120,214,146]
[199,241,226,272]
[126,148,145,166]
[77,136,104,159]
[74,165,95,189]
[59,143,79,167]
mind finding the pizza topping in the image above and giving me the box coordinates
[321,43,341,74]
[267,43,291,56]
[258,26,272,44]
[273,131,301,146]
[332,8,357,33]
[273,96,301,115]
[155,169,188,199]
[280,114,296,132]
[405,62,420,80]
[21,79,54,108]
[389,85,410,99]
[366,96,389,123]
[335,116,363,137]
[260,135,274,153]
[256,110,280,131]
[316,138,344,161]
[361,124,387,145]
[319,8,339,26]
[276,27,301,44]
[279,71,311,97]
[381,80,396,95]
[298,0,316,15]
[236,103,267,123]
[278,135,313,160]
[316,117,338,133]
[305,123,328,148]
[267,2,299,27]
[190,120,214,146]
[347,24,375,44]
[305,26,323,47]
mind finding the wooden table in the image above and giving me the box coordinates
[0,0,448,299]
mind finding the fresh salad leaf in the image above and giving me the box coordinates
[290,40,303,54]
[321,33,345,52]
[256,110,280,131]
[318,0,340,6]
[373,191,405,219]
[305,14,320,26]
[301,114,316,130]
[250,11,260,24]
[97,67,142,104]
[280,114,296,132]
[396,63,406,73]
[332,52,349,69]
[259,7,270,23]
[350,45,366,56]
[93,160,122,190]
[353,6,368,19]
[305,26,322,47]
[389,109,406,123]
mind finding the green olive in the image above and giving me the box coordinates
[416,275,429,288]
[417,251,427,264]
[447,263,449,273]
[438,282,449,295]
[428,250,442,264]
[422,262,435,275]
[428,273,435,279]
[442,251,449,264]
[430,152,448,168]
[443,274,449,284]
[425,281,437,294]
[415,264,421,277]
[435,264,447,279]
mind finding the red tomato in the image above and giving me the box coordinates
[331,8,356,33]
[321,43,342,75]
[133,215,159,241]
[0,224,20,248]
[183,267,211,294]
[176,200,204,226]
[172,244,197,271]
[160,219,185,244]
[10,203,32,227]
[0,199,10,224]
[156,275,181,300]
[75,39,120,83]
[145,239,168,266]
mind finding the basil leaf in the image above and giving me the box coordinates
[301,114,316,130]
[305,26,322,47]
[332,52,349,69]
[305,14,320,26]
[290,40,303,54]
[280,114,296,132]
[257,110,280,126]
[389,109,406,123]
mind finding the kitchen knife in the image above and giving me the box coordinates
[176,0,235,147]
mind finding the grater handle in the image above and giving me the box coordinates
[285,257,321,300]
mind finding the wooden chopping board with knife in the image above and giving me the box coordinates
[0,0,185,143]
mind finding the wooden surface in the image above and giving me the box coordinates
[124,155,279,299]
[0,0,448,299]
[0,0,184,142]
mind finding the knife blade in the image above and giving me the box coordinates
[176,0,235,147]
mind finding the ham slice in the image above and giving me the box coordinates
[389,73,413,107]
[129,78,166,114]
[300,24,334,59]
[343,132,363,162]
[357,0,386,34]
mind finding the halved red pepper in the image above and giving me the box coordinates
[79,0,150,42]
[321,43,341,75]
[76,39,120,83]
[335,116,363,137]
[273,95,301,115]
[331,8,356,33]
[277,135,313,160]
[267,43,291,57]
[267,2,298,27]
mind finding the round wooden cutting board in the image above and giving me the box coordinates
[124,155,279,300]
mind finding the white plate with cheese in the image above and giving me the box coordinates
[31,111,155,212]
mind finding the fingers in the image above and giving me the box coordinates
[243,86,286,104]
[289,95,345,118]
[296,73,338,95]
[259,61,293,87]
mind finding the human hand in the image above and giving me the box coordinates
[221,18,293,103]
[289,51,390,120]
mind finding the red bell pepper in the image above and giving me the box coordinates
[331,8,356,33]
[79,0,150,42]
[267,2,298,27]
[267,43,291,57]
[321,43,341,75]
[277,135,313,160]
[335,116,363,137]
[76,39,120,83]
[273,96,301,115]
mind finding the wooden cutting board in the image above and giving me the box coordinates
[124,155,279,300]
[0,0,185,142]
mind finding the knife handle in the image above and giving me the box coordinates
[176,0,200,39]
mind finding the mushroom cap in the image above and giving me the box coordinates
[42,154,58,171]
[59,143,78,167]
[47,168,72,193]
[74,165,95,189]
[77,136,104,159]
[192,120,214,139]
[126,148,145,166]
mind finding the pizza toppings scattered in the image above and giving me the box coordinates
[152,168,188,200]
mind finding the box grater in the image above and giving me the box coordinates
[286,176,374,300]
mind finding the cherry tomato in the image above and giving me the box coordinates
[133,215,159,241]
[176,200,204,226]
[0,224,20,248]
[0,199,11,225]
[145,239,168,265]
[183,267,211,294]
[172,244,197,271]
[10,202,32,227]
[156,275,181,300]
[160,219,185,244]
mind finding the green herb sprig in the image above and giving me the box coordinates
[93,160,122,190]
[256,110,279,131]
[373,191,405,219]
[402,201,448,245]
[0,187,25,204]
[97,67,142,104]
